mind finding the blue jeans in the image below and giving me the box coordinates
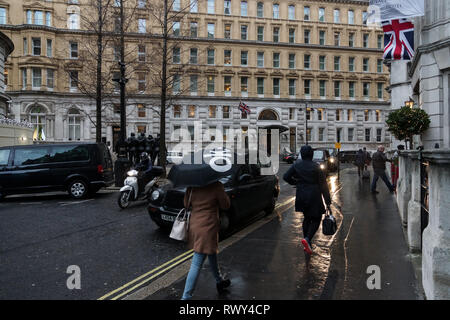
[371,170,394,192]
[181,252,223,300]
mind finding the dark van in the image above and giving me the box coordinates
[0,142,114,199]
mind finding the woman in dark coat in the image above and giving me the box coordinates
[283,146,332,254]
[181,181,231,300]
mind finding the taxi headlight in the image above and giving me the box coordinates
[320,164,326,170]
[330,158,335,163]
[151,190,161,201]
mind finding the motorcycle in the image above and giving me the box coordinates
[117,166,165,209]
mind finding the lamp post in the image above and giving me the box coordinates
[299,103,309,146]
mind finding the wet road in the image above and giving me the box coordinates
[148,168,344,300]
[0,163,420,300]
[147,166,421,300]
[0,163,297,300]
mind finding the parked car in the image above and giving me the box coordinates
[338,150,358,163]
[297,148,331,174]
[0,142,114,199]
[147,163,280,236]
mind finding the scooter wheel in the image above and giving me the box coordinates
[118,191,131,209]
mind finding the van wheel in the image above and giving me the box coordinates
[68,180,88,199]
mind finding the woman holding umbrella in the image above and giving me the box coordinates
[170,154,232,300]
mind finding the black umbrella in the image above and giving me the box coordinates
[167,151,236,188]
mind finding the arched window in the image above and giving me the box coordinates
[68,108,81,141]
[258,109,279,121]
[67,6,80,30]
[29,105,47,141]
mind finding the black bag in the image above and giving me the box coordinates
[322,208,337,236]
[362,170,370,179]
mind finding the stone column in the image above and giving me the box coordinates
[422,150,450,299]
[397,152,412,227]
[407,152,422,252]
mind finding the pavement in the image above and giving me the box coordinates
[147,166,423,300]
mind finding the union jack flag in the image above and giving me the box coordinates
[239,101,251,114]
[382,19,415,60]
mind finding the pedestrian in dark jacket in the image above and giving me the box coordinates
[371,145,395,194]
[355,149,365,177]
[181,181,231,300]
[283,145,332,255]
[363,147,371,169]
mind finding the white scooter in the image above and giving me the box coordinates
[117,166,164,209]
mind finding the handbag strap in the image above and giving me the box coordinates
[186,188,192,209]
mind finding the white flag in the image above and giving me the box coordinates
[368,0,425,24]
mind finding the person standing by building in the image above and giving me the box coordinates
[391,145,404,187]
[181,181,231,300]
[363,147,371,170]
[283,145,332,255]
[371,145,395,194]
[355,149,366,177]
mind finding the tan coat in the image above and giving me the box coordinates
[184,182,231,254]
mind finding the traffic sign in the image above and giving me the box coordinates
[335,142,341,149]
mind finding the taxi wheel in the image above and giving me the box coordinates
[264,197,276,216]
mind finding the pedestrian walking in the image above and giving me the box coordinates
[391,145,404,187]
[371,145,395,194]
[181,181,231,300]
[363,147,371,170]
[283,145,332,255]
[355,149,366,177]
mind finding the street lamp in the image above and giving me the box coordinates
[405,98,414,109]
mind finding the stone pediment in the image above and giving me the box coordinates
[23,1,51,10]
[332,74,345,80]
[169,66,183,73]
[376,76,387,81]
[286,72,299,78]
[270,71,283,77]
[64,61,82,70]
[254,70,267,76]
[361,75,373,81]
[23,57,44,64]
[238,69,251,76]
[220,69,235,75]
[186,67,201,74]
[204,68,218,75]
[346,74,359,80]
[317,73,330,79]
[301,72,314,79]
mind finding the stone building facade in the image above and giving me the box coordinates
[0,30,13,116]
[390,0,450,300]
[0,0,390,152]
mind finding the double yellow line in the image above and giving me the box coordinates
[98,197,295,300]
[98,249,194,300]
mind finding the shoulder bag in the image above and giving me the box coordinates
[322,207,337,236]
[169,189,192,241]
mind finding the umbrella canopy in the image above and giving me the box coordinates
[168,150,236,188]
